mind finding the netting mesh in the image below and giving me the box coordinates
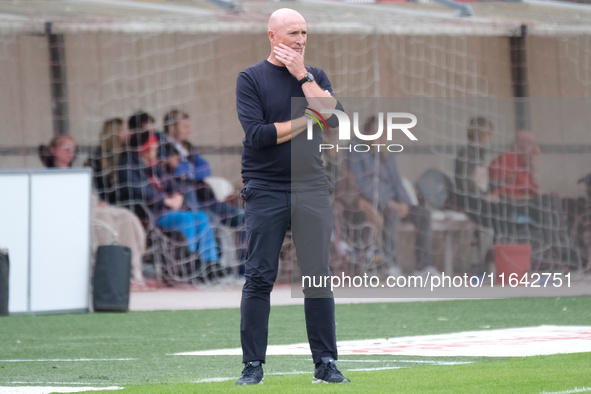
[1,4,591,287]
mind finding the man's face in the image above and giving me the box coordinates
[176,118,191,142]
[517,131,540,159]
[270,14,307,56]
[478,131,492,146]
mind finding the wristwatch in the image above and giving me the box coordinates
[298,72,315,86]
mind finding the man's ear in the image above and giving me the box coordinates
[268,30,274,43]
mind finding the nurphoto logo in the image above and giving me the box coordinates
[307,110,418,153]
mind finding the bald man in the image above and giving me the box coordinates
[235,8,349,385]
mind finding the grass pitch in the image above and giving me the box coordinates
[1,297,590,393]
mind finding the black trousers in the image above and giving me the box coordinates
[239,185,337,364]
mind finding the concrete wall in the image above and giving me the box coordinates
[0,35,53,169]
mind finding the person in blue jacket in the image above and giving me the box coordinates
[157,109,246,264]
[117,129,220,278]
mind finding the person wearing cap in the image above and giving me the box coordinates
[116,129,221,279]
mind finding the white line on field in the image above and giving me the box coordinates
[267,371,310,376]
[193,377,235,383]
[192,370,314,383]
[0,359,137,362]
[0,387,123,394]
[8,383,96,385]
[337,359,408,363]
[337,359,473,365]
[347,366,404,372]
[540,387,591,394]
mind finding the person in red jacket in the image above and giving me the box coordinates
[488,130,580,269]
[489,130,541,201]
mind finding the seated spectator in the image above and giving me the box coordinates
[489,130,541,201]
[454,117,495,202]
[347,115,436,277]
[158,109,246,263]
[488,130,581,268]
[40,134,149,291]
[116,129,221,279]
[323,128,384,272]
[39,134,76,168]
[454,117,508,235]
[563,172,591,268]
[86,118,132,204]
[124,110,200,214]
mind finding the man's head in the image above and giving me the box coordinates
[467,116,493,146]
[128,111,156,134]
[513,130,540,159]
[268,8,307,60]
[163,110,191,142]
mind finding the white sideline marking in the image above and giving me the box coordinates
[347,366,403,372]
[193,377,234,383]
[540,388,591,394]
[337,359,472,365]
[0,387,123,394]
[176,325,591,358]
[8,383,96,385]
[193,370,310,383]
[0,359,136,362]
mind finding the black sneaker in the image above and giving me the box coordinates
[313,357,350,384]
[235,361,263,385]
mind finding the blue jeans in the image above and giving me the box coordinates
[185,189,247,264]
[156,210,219,263]
[204,200,247,263]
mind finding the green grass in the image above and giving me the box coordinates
[1,297,590,393]
[114,353,591,393]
